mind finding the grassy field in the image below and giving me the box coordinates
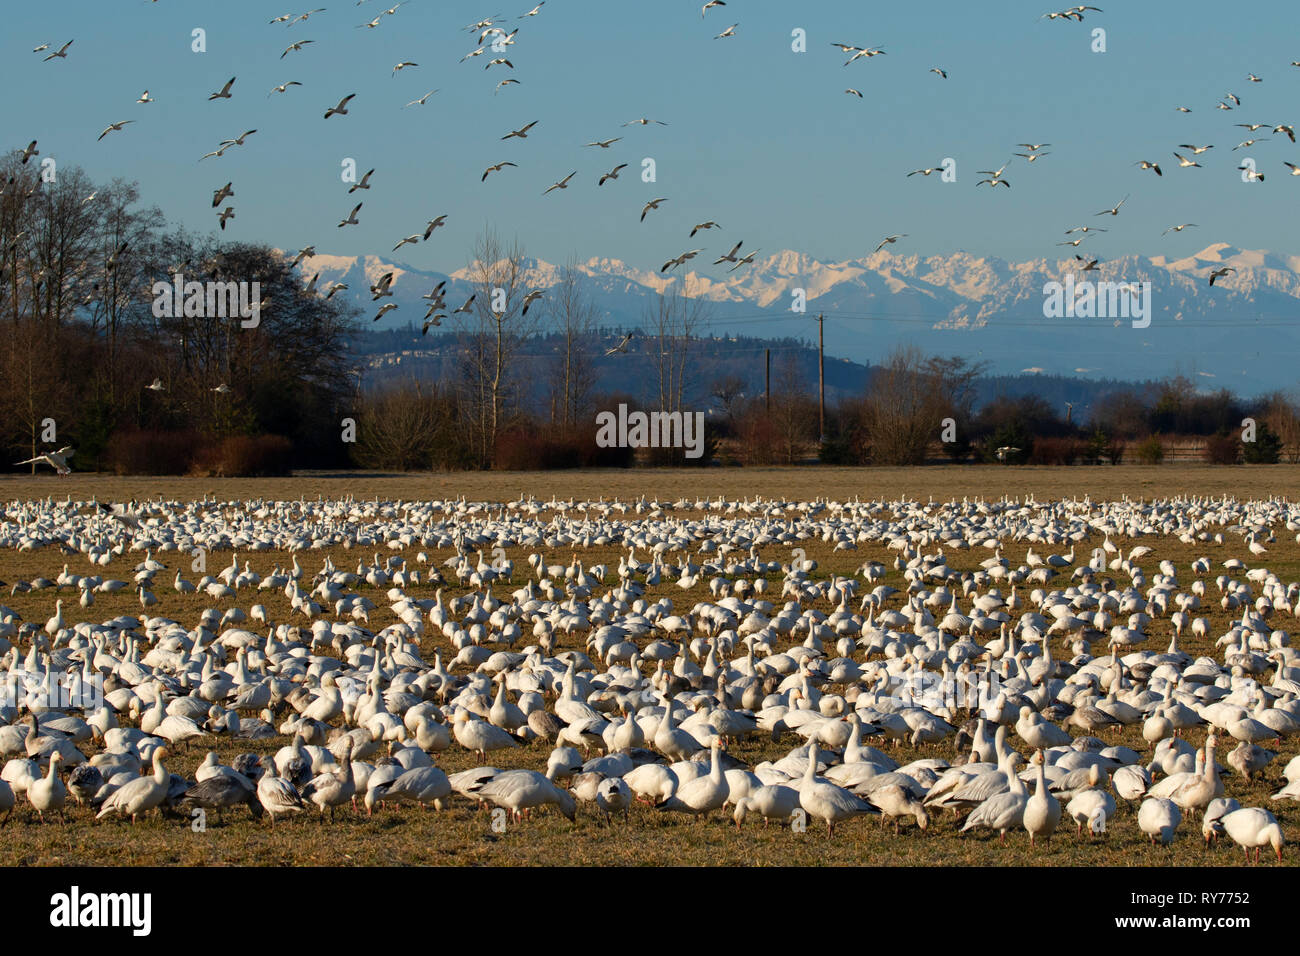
[0,466,1296,866]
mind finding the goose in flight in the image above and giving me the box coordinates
[423,215,448,239]
[324,93,356,118]
[931,67,948,78]
[494,79,521,94]
[269,81,302,96]
[1014,150,1050,162]
[844,46,886,65]
[338,202,362,227]
[1239,164,1265,182]
[714,24,738,40]
[1074,254,1099,271]
[290,8,326,25]
[661,249,703,273]
[1134,160,1162,176]
[370,272,396,299]
[521,2,546,16]
[1284,162,1300,176]
[212,384,231,394]
[453,294,476,313]
[702,0,725,14]
[1179,143,1214,153]
[624,117,668,126]
[1208,267,1236,286]
[325,282,348,299]
[1058,238,1086,247]
[97,120,134,141]
[1275,124,1296,143]
[422,282,446,304]
[641,197,668,221]
[585,137,622,148]
[15,447,74,475]
[209,77,237,100]
[348,169,375,194]
[288,246,316,269]
[502,120,539,140]
[270,14,292,24]
[1173,152,1202,168]
[146,379,165,391]
[33,42,49,52]
[1018,143,1051,151]
[20,141,39,164]
[282,40,314,58]
[1162,222,1197,234]
[482,161,517,181]
[485,58,513,70]
[421,310,444,333]
[690,221,721,237]
[1175,105,1192,112]
[217,207,235,230]
[43,40,74,62]
[598,163,628,185]
[1225,91,1241,105]
[907,166,943,176]
[713,240,743,264]
[845,89,863,97]
[543,171,577,195]
[1233,138,1269,149]
[606,331,634,354]
[874,235,907,253]
[392,61,419,75]
[393,235,421,252]
[137,90,154,104]
[1247,73,1263,82]
[374,303,398,322]
[212,182,234,207]
[977,161,1012,187]
[728,250,759,271]
[1096,194,1129,215]
[404,90,438,107]
[521,290,545,315]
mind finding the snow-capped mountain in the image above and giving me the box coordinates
[290,243,1300,391]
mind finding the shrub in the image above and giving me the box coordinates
[1203,433,1241,465]
[1134,435,1165,464]
[1029,436,1084,466]
[106,430,199,475]
[1242,423,1282,464]
[191,435,293,476]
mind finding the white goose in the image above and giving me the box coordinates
[1138,797,1182,845]
[797,740,876,835]
[1219,807,1285,863]
[1022,751,1061,846]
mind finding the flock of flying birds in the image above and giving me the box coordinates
[16,1,1300,332]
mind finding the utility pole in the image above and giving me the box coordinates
[817,313,825,444]
[764,348,770,415]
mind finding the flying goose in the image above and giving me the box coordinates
[521,290,545,315]
[543,171,577,194]
[1173,152,1201,168]
[43,40,74,62]
[324,93,356,118]
[605,331,634,355]
[640,197,668,221]
[282,40,314,58]
[217,207,235,230]
[585,137,622,148]
[502,120,539,140]
[404,90,438,107]
[1096,194,1129,216]
[1134,160,1161,176]
[482,161,517,181]
[97,121,134,141]
[269,81,303,96]
[874,234,907,253]
[1208,267,1236,286]
[661,249,703,273]
[599,164,628,185]
[690,221,721,236]
[212,183,234,207]
[15,447,74,475]
[374,303,398,322]
[423,215,448,239]
[348,169,375,194]
[1162,223,1198,234]
[714,24,738,39]
[209,77,237,100]
[338,202,362,227]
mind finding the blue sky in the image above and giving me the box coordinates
[6,0,1300,276]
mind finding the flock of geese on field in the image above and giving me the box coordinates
[0,493,1297,862]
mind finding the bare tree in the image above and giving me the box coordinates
[646,276,708,413]
[546,259,597,427]
[863,345,949,464]
[453,228,537,465]
[769,354,817,463]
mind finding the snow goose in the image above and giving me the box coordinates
[453,711,520,760]
[868,784,930,833]
[733,784,800,829]
[27,751,67,821]
[1022,751,1061,846]
[657,738,729,819]
[257,769,304,825]
[475,769,576,822]
[300,739,356,821]
[0,776,12,826]
[96,747,171,823]
[797,741,876,835]
[624,762,677,805]
[1220,807,1285,863]
[961,759,1029,844]
[1138,797,1181,845]
[1065,769,1116,836]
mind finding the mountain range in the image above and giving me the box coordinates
[294,242,1300,393]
